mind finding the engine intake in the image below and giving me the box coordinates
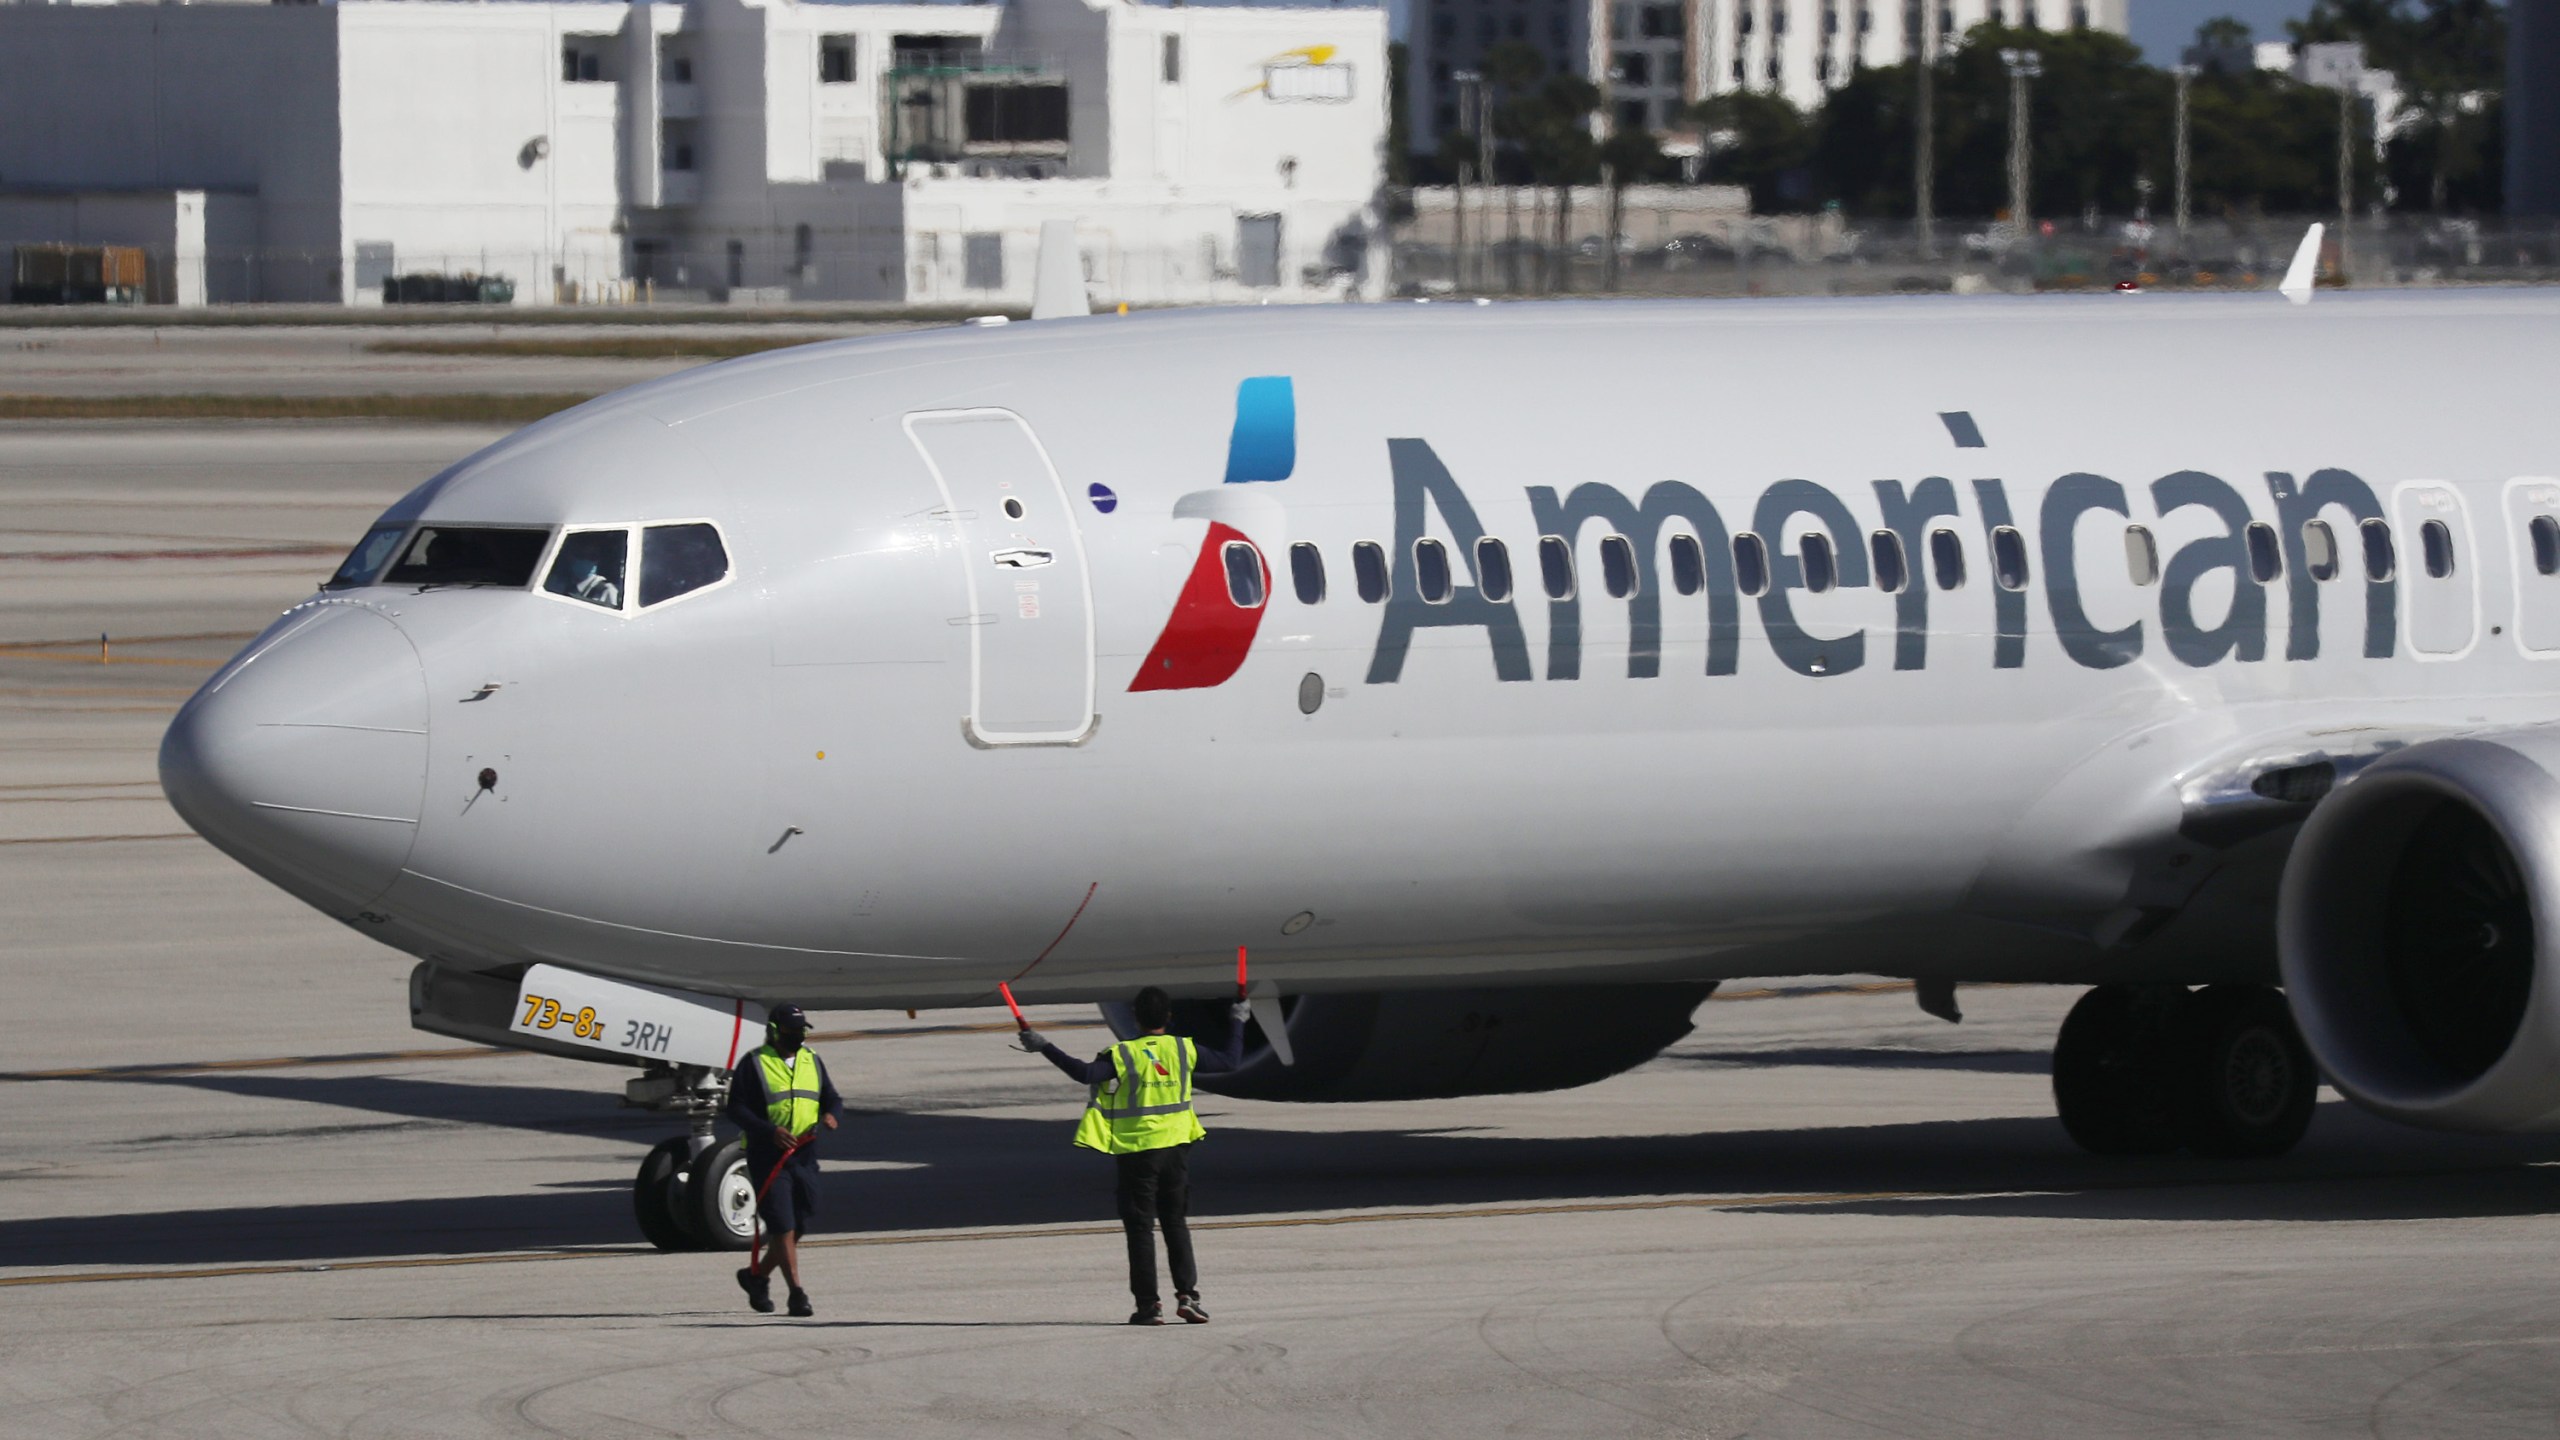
[1103,982,1717,1102]
[2279,734,2560,1132]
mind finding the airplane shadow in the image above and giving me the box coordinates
[12,1057,2560,1271]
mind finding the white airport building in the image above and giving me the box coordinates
[0,0,1389,306]
[1405,0,2128,157]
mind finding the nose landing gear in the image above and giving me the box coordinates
[2051,983,2319,1159]
[626,1065,756,1251]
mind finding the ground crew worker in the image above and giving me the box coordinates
[726,1003,842,1318]
[1015,986,1245,1325]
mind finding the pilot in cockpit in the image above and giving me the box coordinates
[561,558,621,609]
[543,529,629,610]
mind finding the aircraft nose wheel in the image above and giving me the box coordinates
[633,1138,697,1251]
[685,1138,757,1251]
[2051,983,2318,1159]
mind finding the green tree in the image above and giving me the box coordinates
[1688,91,1814,210]
[1598,127,1668,288]
[2294,0,2506,211]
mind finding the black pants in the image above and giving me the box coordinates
[1114,1143,1196,1305]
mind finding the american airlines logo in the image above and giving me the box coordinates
[1136,377,2414,693]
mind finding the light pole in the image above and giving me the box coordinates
[2173,63,2194,245]
[1914,3,1938,255]
[1454,68,1481,290]
[2000,48,2042,232]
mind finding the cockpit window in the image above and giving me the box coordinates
[382,526,550,588]
[639,523,730,608]
[326,523,409,589]
[544,529,628,610]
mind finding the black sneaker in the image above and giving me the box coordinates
[737,1267,774,1314]
[787,1288,814,1318]
[1175,1293,1210,1325]
[1128,1301,1165,1326]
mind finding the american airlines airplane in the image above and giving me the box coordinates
[160,280,2560,1252]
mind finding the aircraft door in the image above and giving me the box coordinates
[2395,483,2476,658]
[2504,479,2560,656]
[904,409,1096,745]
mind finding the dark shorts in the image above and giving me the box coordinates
[754,1155,819,1234]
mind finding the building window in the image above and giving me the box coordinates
[820,37,855,83]
[1477,14,1497,40]
[1507,12,1527,37]
[963,233,1004,290]
[2070,4,2087,25]
[1766,53,1782,79]
[1642,3,1683,37]
[1618,50,1651,84]
[1618,99,1647,128]
[725,239,744,288]
[1739,8,1754,35]
[663,54,694,84]
[1817,52,1833,78]
[1162,34,1181,83]
[965,84,1071,144]
[1773,6,1789,33]
[1434,13,1458,41]
[793,224,814,280]
[562,41,607,83]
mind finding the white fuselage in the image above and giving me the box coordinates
[162,292,2560,1009]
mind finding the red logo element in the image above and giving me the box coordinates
[1130,522,1269,692]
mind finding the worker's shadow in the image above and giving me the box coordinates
[11,1055,2560,1271]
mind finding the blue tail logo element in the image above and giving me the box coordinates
[1222,376,1296,484]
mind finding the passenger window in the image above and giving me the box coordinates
[1538,535,1575,600]
[328,522,409,589]
[1929,528,1966,590]
[545,528,629,610]
[2533,516,2560,577]
[1599,534,1636,599]
[1475,537,1514,603]
[1733,533,1771,598]
[2244,522,2283,583]
[1352,541,1389,603]
[2124,525,2160,586]
[1668,534,1705,596]
[1222,540,1267,607]
[1800,533,1837,594]
[1290,542,1326,604]
[2421,519,2456,579]
[1870,530,1907,595]
[2302,520,2339,581]
[1991,526,2029,591]
[1415,538,1453,604]
[2361,518,2396,581]
[385,525,550,588]
[638,522,729,608]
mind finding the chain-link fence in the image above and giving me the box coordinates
[1389,198,2560,299]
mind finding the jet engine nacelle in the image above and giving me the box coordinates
[2280,732,2560,1133]
[1105,982,1718,1102]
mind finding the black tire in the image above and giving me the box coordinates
[2052,985,2189,1155]
[681,1137,757,1252]
[633,1137,697,1252]
[2176,984,2318,1159]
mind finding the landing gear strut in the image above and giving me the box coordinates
[2052,983,2318,1159]
[626,1065,756,1251]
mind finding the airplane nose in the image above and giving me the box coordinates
[161,604,429,913]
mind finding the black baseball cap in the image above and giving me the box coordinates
[768,1003,810,1035]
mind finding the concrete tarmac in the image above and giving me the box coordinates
[7,422,2560,1438]
[0,323,933,398]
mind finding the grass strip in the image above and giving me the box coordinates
[0,393,598,423]
[367,334,831,360]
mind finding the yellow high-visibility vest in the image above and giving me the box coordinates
[1072,1033,1207,1155]
[752,1045,822,1138]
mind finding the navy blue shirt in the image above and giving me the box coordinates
[725,1045,844,1171]
[1038,1013,1246,1085]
